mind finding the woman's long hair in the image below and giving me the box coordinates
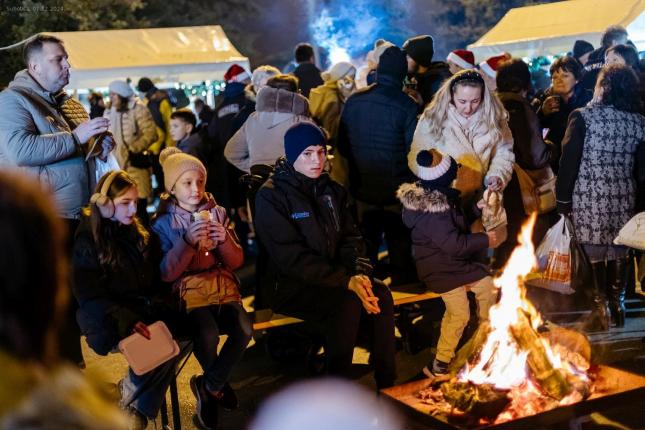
[420,69,508,143]
[0,172,67,363]
[84,171,149,268]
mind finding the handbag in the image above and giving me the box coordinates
[514,164,556,214]
[175,267,241,311]
[613,212,645,250]
[120,113,154,169]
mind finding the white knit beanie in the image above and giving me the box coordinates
[252,65,280,92]
[322,62,357,82]
[409,149,453,181]
[159,147,207,192]
[108,80,134,98]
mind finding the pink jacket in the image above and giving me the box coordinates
[151,193,243,305]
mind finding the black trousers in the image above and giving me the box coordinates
[275,282,396,388]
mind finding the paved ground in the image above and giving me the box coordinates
[82,259,645,429]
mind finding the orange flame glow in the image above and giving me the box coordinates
[458,213,588,391]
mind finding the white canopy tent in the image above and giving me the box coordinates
[46,25,249,89]
[468,0,644,60]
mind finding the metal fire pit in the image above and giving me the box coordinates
[381,366,645,430]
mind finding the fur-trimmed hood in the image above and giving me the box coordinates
[396,182,450,213]
[256,86,309,115]
[255,87,310,129]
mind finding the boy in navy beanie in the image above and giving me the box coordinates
[284,122,327,165]
[397,149,499,378]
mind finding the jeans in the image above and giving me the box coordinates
[78,308,193,419]
[188,302,253,392]
[276,282,396,388]
[436,276,496,363]
[120,340,193,418]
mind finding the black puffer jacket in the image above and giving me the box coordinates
[338,74,418,205]
[398,183,490,293]
[254,159,366,309]
[72,216,177,355]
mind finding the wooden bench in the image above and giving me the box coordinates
[251,283,439,331]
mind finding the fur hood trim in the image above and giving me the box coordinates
[396,182,450,213]
[256,86,309,116]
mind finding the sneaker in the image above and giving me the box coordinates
[422,359,450,378]
[126,407,147,430]
[212,382,239,411]
[190,375,218,430]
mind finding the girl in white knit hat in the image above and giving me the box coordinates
[151,147,252,430]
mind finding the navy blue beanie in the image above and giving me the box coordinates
[284,123,326,164]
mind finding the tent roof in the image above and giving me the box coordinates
[46,25,249,89]
[468,0,644,60]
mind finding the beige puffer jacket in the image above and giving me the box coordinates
[106,98,157,198]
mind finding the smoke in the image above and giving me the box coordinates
[308,0,411,66]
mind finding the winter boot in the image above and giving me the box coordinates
[607,258,628,328]
[584,262,610,332]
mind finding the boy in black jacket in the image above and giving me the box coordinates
[397,149,500,377]
[255,123,396,388]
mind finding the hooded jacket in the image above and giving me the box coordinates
[337,65,418,205]
[0,70,90,219]
[224,87,313,172]
[151,193,243,305]
[397,182,489,293]
[254,159,366,310]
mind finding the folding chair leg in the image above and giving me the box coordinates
[170,376,181,430]
[160,398,169,428]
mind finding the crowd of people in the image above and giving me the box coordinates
[0,22,643,429]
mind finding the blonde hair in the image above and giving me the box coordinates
[421,70,507,142]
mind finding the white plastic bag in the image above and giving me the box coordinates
[614,212,645,250]
[526,215,575,295]
[94,153,120,184]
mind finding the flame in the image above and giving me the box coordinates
[458,213,588,391]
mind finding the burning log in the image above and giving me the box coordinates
[510,309,572,400]
[441,381,510,419]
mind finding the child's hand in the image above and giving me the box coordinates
[486,230,501,248]
[209,221,228,243]
[185,220,209,247]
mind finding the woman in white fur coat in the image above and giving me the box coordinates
[410,70,514,202]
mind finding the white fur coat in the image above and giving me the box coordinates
[410,104,514,198]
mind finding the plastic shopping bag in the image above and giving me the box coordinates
[526,215,575,295]
[94,153,120,184]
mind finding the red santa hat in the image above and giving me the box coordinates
[479,54,507,78]
[446,49,475,70]
[224,64,251,83]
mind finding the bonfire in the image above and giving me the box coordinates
[417,214,592,425]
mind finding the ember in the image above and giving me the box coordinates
[417,214,592,424]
